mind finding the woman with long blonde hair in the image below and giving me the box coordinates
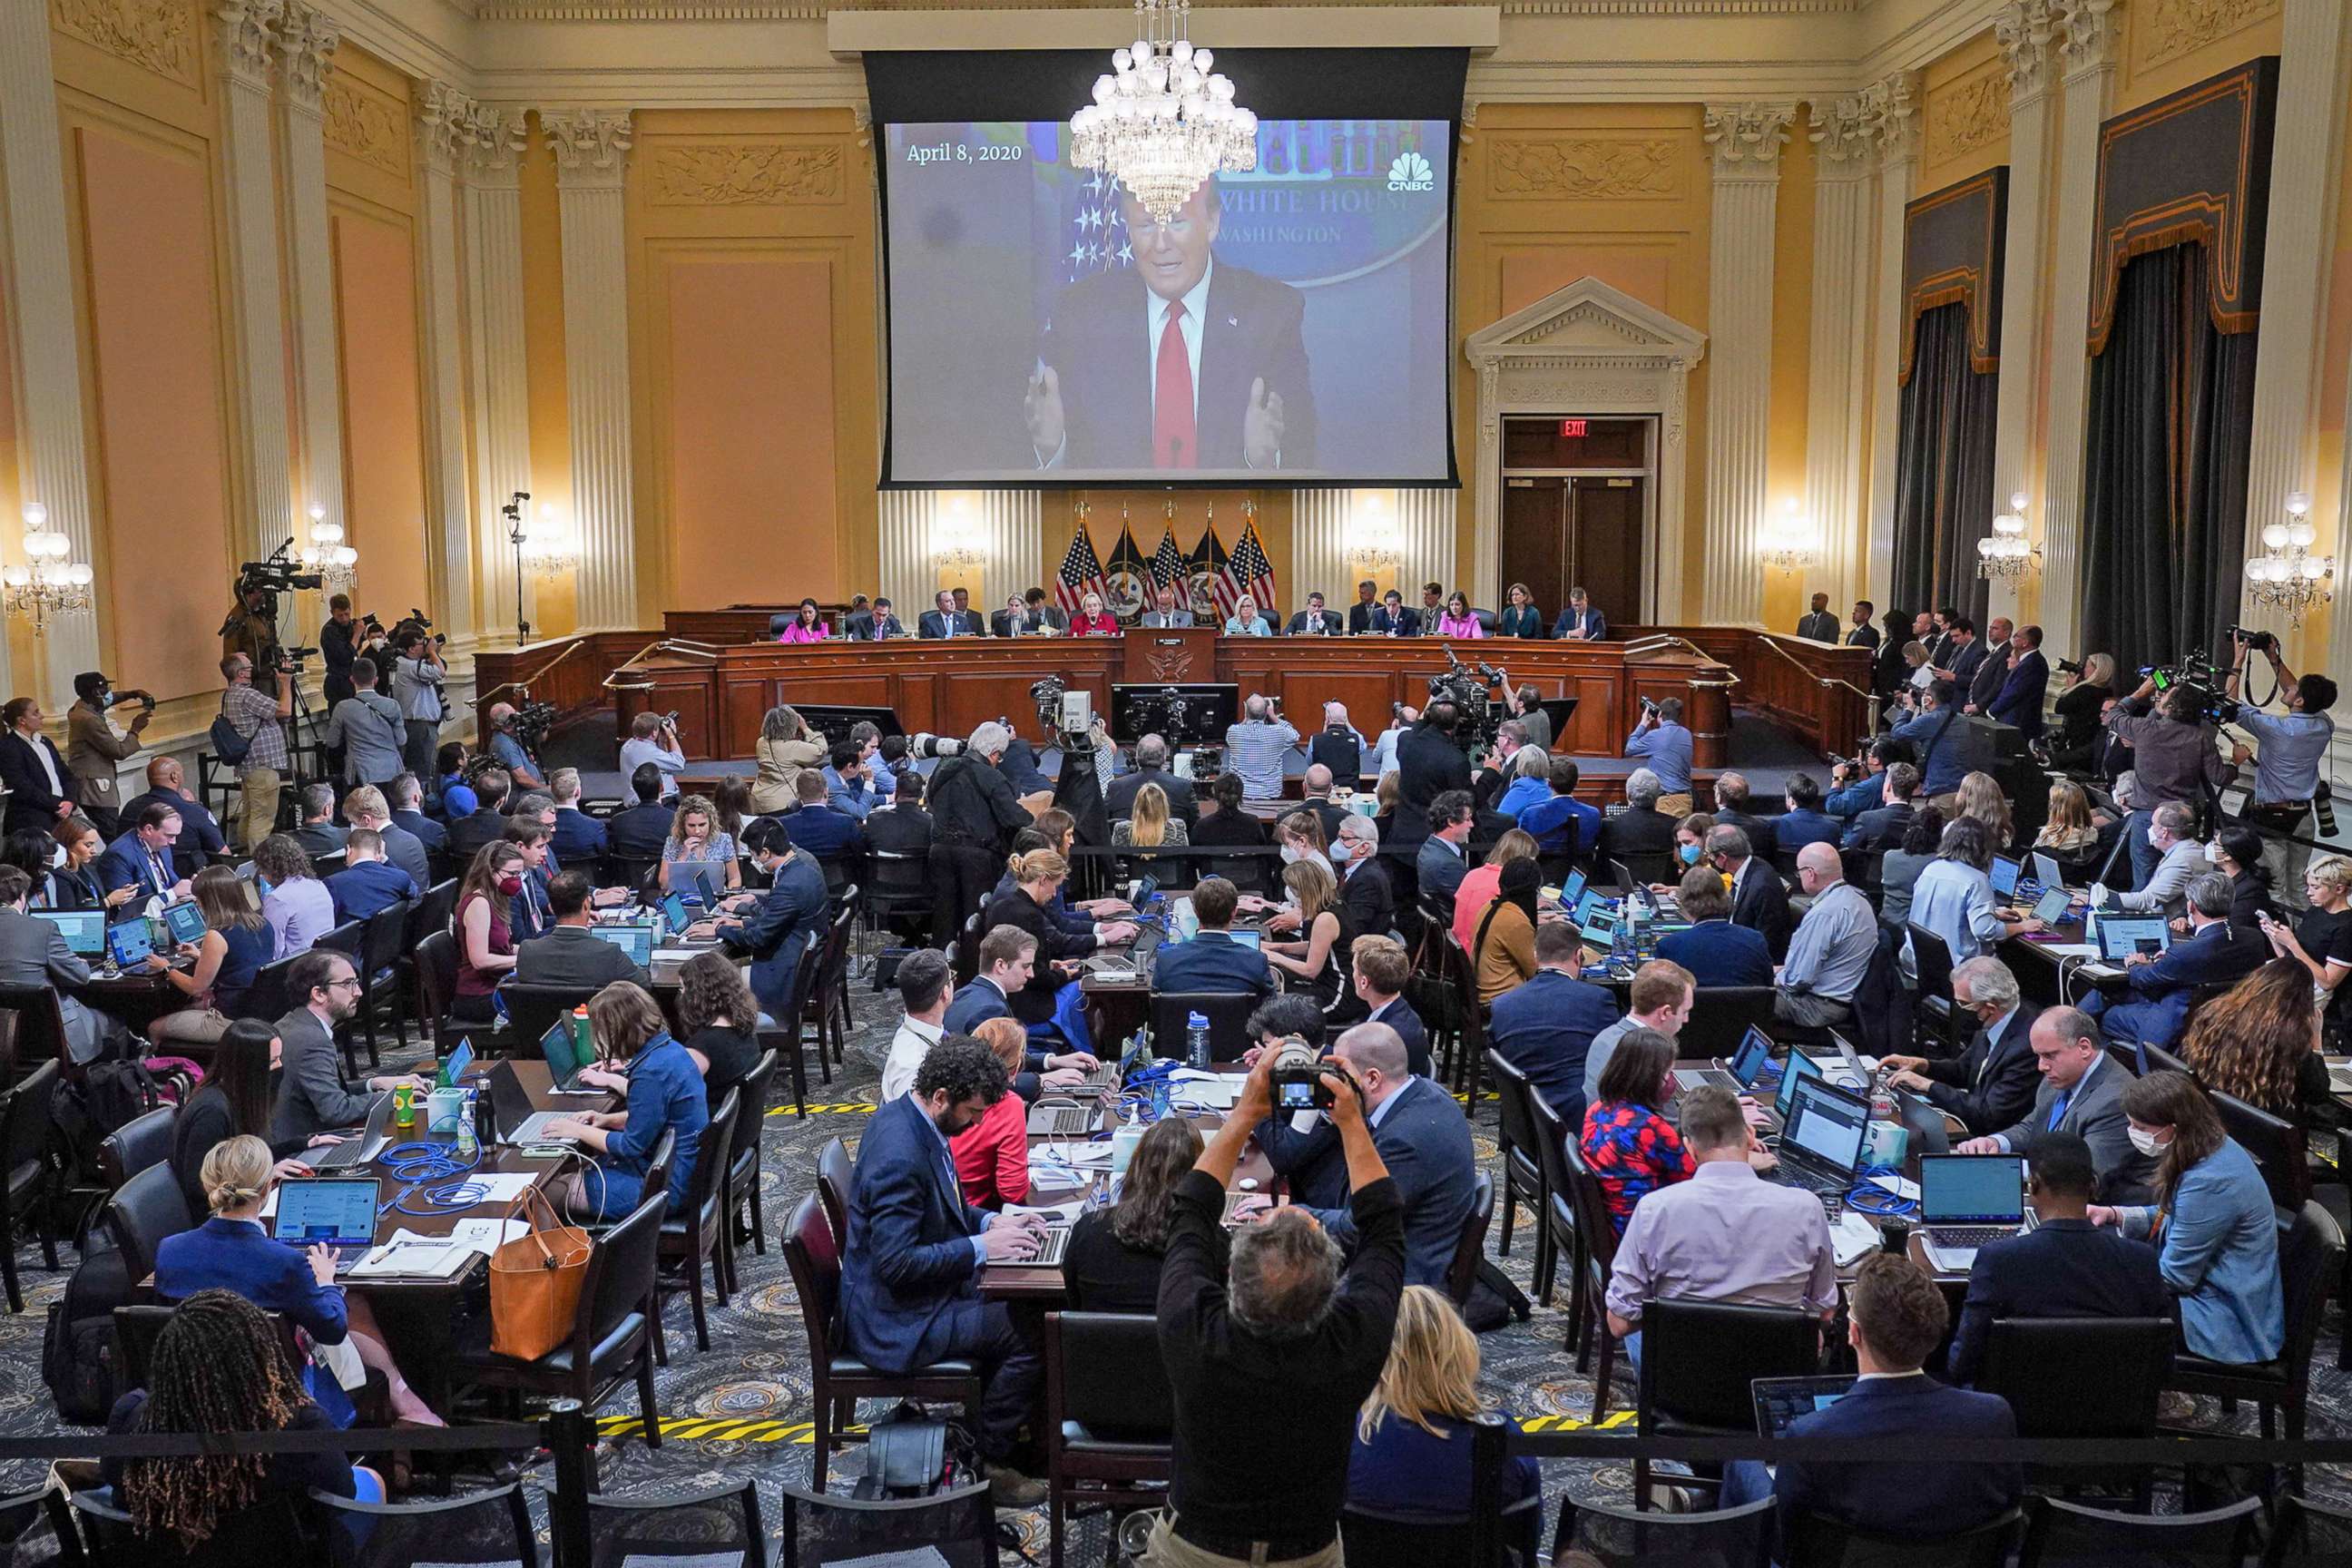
[1347,1286,1540,1523]
[1112,782,1190,848]
[2035,780,2102,856]
[1265,856,1356,1014]
[1955,771,2012,855]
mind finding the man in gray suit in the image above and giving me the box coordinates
[514,870,652,989]
[269,948,426,1145]
[1137,583,1193,629]
[1960,1004,2156,1204]
[0,865,117,1064]
[321,656,407,787]
[342,784,429,891]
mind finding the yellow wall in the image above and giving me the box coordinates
[1919,30,2014,191]
[1762,120,1816,632]
[517,114,577,639]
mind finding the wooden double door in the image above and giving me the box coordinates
[1501,474,1646,628]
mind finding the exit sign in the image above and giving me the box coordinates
[1559,418,1588,438]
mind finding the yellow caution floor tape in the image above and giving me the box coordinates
[594,1410,1633,1444]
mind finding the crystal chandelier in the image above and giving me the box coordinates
[520,504,576,577]
[2,503,93,634]
[2245,491,2334,625]
[1977,492,2039,580]
[297,503,358,593]
[1349,493,1400,572]
[1071,0,1257,226]
[1759,499,1816,571]
[933,498,985,573]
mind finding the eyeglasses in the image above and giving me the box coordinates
[327,976,362,993]
[1123,212,1201,242]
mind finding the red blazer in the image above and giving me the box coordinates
[950,1092,1031,1208]
[1070,612,1120,637]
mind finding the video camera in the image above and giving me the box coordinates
[1428,652,1504,753]
[1269,1036,1354,1112]
[2139,645,2237,726]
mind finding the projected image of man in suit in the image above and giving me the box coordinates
[1024,179,1317,473]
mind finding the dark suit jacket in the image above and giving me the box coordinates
[1993,1055,2157,1204]
[1947,1218,2172,1386]
[1339,858,1396,941]
[1038,261,1317,471]
[1106,767,1200,828]
[269,1005,373,1145]
[917,610,987,639]
[551,807,608,863]
[1655,919,1774,988]
[839,1093,991,1374]
[1551,606,1608,641]
[1990,651,2050,739]
[718,850,828,1017]
[1775,808,1844,855]
[327,858,417,925]
[95,830,177,905]
[1286,609,1345,636]
[944,976,1014,1035]
[1796,611,1839,642]
[1968,642,2013,712]
[1713,808,1779,862]
[1396,725,1472,817]
[390,807,447,856]
[0,731,74,836]
[514,924,651,990]
[2097,921,2269,1048]
[606,803,674,861]
[1773,1374,2021,1538]
[1365,605,1420,637]
[1594,805,1678,867]
[1945,638,1988,690]
[1847,623,1883,651]
[779,805,866,865]
[1730,858,1794,962]
[1918,1003,2043,1135]
[1366,995,1432,1079]
[1151,931,1271,997]
[156,1217,349,1353]
[1489,968,1617,1126]
[1842,801,1916,853]
[1255,1073,1473,1286]
[864,803,935,859]
[445,808,506,865]
[122,788,225,877]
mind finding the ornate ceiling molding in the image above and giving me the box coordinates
[2059,0,2119,79]
[1923,58,2007,168]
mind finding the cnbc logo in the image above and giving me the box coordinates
[1387,152,1435,192]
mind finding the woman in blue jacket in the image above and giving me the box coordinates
[2090,1071,2282,1365]
[544,981,710,1219]
[1348,1287,1540,1549]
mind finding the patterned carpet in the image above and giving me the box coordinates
[4,975,2350,1563]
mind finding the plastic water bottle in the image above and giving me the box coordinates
[1186,1011,1211,1071]
[456,1089,479,1160]
[1111,1111,1145,1181]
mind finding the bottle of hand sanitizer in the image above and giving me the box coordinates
[1112,1108,1145,1181]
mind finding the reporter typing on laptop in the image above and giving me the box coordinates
[538,981,710,1221]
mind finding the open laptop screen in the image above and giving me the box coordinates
[1990,856,2020,897]
[1781,1077,1867,1175]
[1919,1154,2026,1226]
[2096,916,2171,963]
[273,1180,379,1245]
[31,909,106,956]
[1773,1049,1825,1119]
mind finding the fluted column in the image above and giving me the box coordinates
[214,0,293,563]
[2035,0,2118,663]
[276,1,341,606]
[544,109,637,632]
[417,84,478,648]
[1988,0,2062,624]
[1700,103,1795,627]
[1805,97,1877,613]
[464,106,531,649]
[2249,0,2352,637]
[876,491,1041,622]
[1292,491,1354,603]
[0,0,98,696]
[1863,73,1919,609]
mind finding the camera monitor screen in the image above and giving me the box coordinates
[1110,684,1239,744]
[881,118,1455,485]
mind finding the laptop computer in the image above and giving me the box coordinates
[308,1093,396,1171]
[1579,907,1620,952]
[1917,1153,2030,1271]
[1224,927,1263,951]
[1752,1374,1861,1438]
[1561,868,1587,907]
[592,923,654,967]
[2030,850,2064,895]
[2082,915,2171,976]
[681,864,720,906]
[271,1178,381,1269]
[1129,874,1160,909]
[1772,1047,1828,1123]
[486,1059,573,1145]
[1769,1076,1870,1195]
[1990,855,2022,898]
[983,1222,1073,1269]
[1570,887,1607,926]
[1027,1099,1096,1137]
[105,919,155,969]
[31,909,107,958]
[160,899,207,946]
[659,892,691,935]
[1674,1025,1775,1096]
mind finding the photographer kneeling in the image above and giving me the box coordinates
[2227,630,2337,903]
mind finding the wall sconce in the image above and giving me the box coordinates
[1759,499,1816,571]
[2245,490,2333,625]
[520,503,577,577]
[2,502,93,635]
[1977,491,2040,581]
[934,497,986,573]
[1348,493,1401,572]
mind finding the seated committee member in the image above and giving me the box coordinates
[1497,583,1545,641]
[1064,1117,1201,1312]
[1139,583,1193,628]
[1960,1004,2159,1204]
[1070,592,1120,636]
[1656,866,1772,987]
[1489,921,1619,1126]
[774,597,829,643]
[1580,1028,1694,1231]
[2082,872,2266,1055]
[1153,877,1274,996]
[540,982,710,1222]
[1720,1254,2024,1539]
[1287,592,1344,636]
[2091,1071,2283,1367]
[1605,1084,1834,1368]
[950,1018,1034,1208]
[514,870,651,989]
[1434,592,1483,639]
[841,1036,1049,1501]
[1347,1288,1541,1533]
[269,950,428,1146]
[1367,588,1420,636]
[1553,586,1607,641]
[918,588,985,640]
[995,587,1068,638]
[1946,1132,2170,1387]
[325,828,416,926]
[1882,957,2043,1137]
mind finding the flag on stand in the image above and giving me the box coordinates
[1102,520,1151,621]
[1187,524,1231,622]
[1053,524,1108,617]
[1230,514,1278,617]
[1149,521,1189,593]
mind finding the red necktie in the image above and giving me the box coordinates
[1154,300,1196,468]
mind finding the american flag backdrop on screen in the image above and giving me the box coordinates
[1149,523,1189,592]
[1063,170,1133,283]
[1230,516,1278,616]
[1054,524,1109,615]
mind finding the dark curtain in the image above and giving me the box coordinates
[2079,242,2256,682]
[1890,302,1999,628]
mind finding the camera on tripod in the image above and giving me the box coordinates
[506,693,558,753]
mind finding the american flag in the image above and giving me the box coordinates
[1063,170,1133,284]
[1230,516,1278,617]
[1054,524,1108,615]
[1150,522,1188,592]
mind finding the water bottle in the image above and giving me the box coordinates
[472,1083,494,1152]
[1111,1111,1145,1181]
[456,1089,479,1160]
[1186,1011,1210,1071]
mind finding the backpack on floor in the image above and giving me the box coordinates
[43,1242,132,1426]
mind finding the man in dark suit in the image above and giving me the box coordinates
[1024,181,1315,474]
[917,589,987,640]
[1489,924,1618,1124]
[1989,624,2052,740]
[1846,599,1882,651]
[1414,791,1475,916]
[388,773,448,859]
[290,783,348,863]
[1708,772,1778,863]
[1726,1253,2022,1538]
[1395,710,1473,843]
[1840,762,1920,852]
[122,757,226,878]
[1367,589,1421,637]
[1945,1132,2171,1386]
[0,698,75,838]
[1152,877,1273,996]
[1285,592,1345,636]
[605,766,676,862]
[95,800,189,911]
[838,1036,1051,1498]
[269,949,429,1144]
[1773,774,1843,856]
[1551,587,1607,642]
[326,829,419,926]
[1348,935,1430,1079]
[863,770,935,859]
[1346,580,1383,635]
[1105,735,1200,828]
[548,769,609,864]
[1883,957,2043,1137]
[1934,615,1987,691]
[1965,616,2014,715]
[1710,824,1793,962]
[778,771,866,867]
[945,924,1030,1035]
[1253,1020,1473,1288]
[1795,593,1839,642]
[860,596,906,641]
[1961,1004,2160,1204]
[1334,817,1395,938]
[512,870,650,988]
[2082,873,2267,1055]
[1595,771,1679,866]
[1297,766,1348,844]
[339,787,427,893]
[703,820,830,1025]
[445,769,512,864]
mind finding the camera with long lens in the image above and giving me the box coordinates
[907,733,967,760]
[507,696,558,753]
[2227,625,2278,657]
[1269,1036,1346,1112]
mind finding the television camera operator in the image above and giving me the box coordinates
[2225,628,2337,897]
[318,594,392,708]
[2106,651,2232,886]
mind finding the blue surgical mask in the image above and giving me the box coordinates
[1678,843,1702,866]
[1329,838,1353,865]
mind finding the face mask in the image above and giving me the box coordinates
[2204,841,2225,863]
[1678,843,1702,866]
[1280,846,1302,865]
[1329,839,1353,865]
[2128,1126,2166,1158]
[496,873,524,896]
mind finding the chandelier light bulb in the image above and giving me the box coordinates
[2289,522,2318,550]
[20,503,45,532]
[2288,492,2313,519]
[2262,523,2290,550]
[308,502,326,524]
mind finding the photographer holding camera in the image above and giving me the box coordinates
[389,625,447,780]
[216,652,292,851]
[2226,630,2337,895]
[66,671,153,838]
